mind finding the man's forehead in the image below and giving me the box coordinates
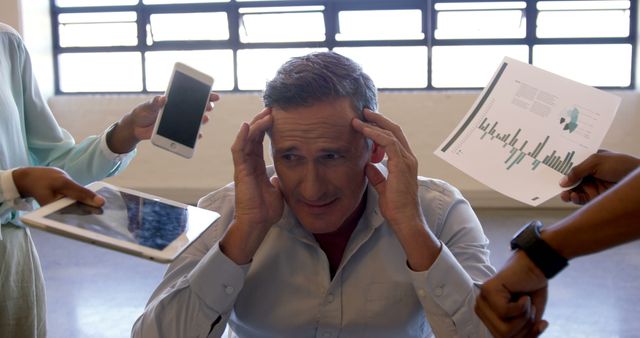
[271,99,358,125]
[269,100,364,147]
[271,117,355,142]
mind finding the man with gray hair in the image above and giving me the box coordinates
[133,51,494,337]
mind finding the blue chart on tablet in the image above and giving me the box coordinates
[436,57,620,206]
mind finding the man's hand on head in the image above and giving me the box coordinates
[351,109,422,229]
[351,109,440,271]
[221,107,284,265]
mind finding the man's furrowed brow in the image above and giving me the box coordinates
[274,146,299,154]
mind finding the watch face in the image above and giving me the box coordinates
[510,220,568,279]
[511,220,543,250]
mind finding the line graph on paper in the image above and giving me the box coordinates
[435,57,620,206]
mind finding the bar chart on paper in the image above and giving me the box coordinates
[477,118,575,175]
[436,57,620,206]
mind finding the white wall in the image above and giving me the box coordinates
[48,91,640,207]
[0,0,21,32]
[4,0,640,207]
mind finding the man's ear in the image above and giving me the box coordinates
[369,142,385,163]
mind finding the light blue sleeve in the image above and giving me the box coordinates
[17,33,134,185]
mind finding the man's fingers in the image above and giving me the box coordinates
[250,107,272,125]
[363,109,412,151]
[231,122,250,167]
[247,113,272,144]
[365,163,386,188]
[270,175,281,192]
[231,110,273,170]
[352,118,409,160]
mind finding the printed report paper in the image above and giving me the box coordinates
[435,57,621,206]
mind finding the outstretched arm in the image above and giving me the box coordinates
[476,166,640,338]
[547,165,640,259]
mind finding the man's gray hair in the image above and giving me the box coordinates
[263,51,378,120]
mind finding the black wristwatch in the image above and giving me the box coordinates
[510,220,568,279]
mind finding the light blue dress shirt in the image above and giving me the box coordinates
[0,22,134,229]
[133,166,495,338]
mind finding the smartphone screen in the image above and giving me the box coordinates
[156,71,211,148]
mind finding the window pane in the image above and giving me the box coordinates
[58,52,142,92]
[143,0,228,3]
[537,0,630,10]
[237,48,326,90]
[435,1,526,10]
[432,45,528,87]
[435,2,526,39]
[334,47,429,89]
[239,7,325,43]
[336,10,423,41]
[56,0,138,7]
[537,1,630,38]
[145,50,234,91]
[533,44,631,86]
[58,12,137,47]
[149,13,229,42]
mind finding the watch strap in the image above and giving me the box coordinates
[511,220,568,279]
[523,235,568,279]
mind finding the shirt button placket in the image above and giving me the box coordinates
[316,286,340,338]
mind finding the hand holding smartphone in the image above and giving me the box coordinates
[151,62,214,158]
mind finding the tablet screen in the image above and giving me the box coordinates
[44,186,196,250]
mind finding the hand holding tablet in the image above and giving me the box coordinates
[21,182,220,263]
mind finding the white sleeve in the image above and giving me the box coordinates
[132,242,250,338]
[411,198,495,337]
[132,185,247,338]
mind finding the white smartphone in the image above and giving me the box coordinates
[151,62,214,158]
[21,181,220,263]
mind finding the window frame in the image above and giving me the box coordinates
[50,0,638,94]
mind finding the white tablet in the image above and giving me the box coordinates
[21,181,220,263]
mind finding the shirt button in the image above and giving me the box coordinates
[327,294,334,303]
[417,289,427,297]
[434,287,443,297]
[224,285,235,294]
